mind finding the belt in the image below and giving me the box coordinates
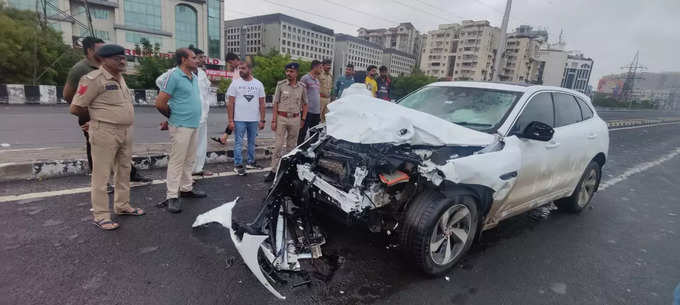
[277,111,299,118]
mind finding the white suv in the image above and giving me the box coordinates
[195,81,610,299]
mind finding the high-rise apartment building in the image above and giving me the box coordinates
[224,13,335,62]
[333,33,383,80]
[5,0,225,62]
[420,20,499,81]
[382,48,416,76]
[498,25,548,83]
[358,23,420,56]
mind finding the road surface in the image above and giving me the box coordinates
[1,117,679,304]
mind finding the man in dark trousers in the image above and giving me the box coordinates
[64,37,151,182]
[298,60,322,144]
[376,65,392,101]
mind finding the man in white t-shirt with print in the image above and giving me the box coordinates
[226,61,266,175]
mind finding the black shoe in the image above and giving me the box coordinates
[167,198,182,213]
[264,171,275,182]
[180,189,207,198]
[246,163,262,170]
[234,165,246,176]
[130,172,152,182]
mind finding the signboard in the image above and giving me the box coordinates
[124,49,224,66]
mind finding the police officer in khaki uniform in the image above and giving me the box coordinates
[264,62,308,182]
[70,44,145,231]
[318,59,333,123]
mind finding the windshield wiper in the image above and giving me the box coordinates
[453,121,493,127]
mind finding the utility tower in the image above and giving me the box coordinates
[619,51,647,108]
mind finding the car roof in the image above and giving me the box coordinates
[426,81,588,99]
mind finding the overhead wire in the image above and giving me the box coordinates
[261,0,363,28]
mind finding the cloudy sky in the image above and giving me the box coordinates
[225,0,680,86]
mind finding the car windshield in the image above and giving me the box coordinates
[398,86,523,132]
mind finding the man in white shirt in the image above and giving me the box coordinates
[191,47,212,176]
[226,61,266,176]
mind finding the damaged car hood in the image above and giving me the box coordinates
[325,96,496,146]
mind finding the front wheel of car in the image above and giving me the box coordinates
[401,189,479,275]
[555,161,601,213]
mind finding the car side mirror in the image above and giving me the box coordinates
[520,121,554,142]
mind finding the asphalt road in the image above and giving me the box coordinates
[1,114,680,305]
[0,104,678,150]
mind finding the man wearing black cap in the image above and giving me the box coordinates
[64,38,151,183]
[265,62,308,182]
[70,44,145,231]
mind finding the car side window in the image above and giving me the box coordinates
[514,92,554,134]
[553,93,583,127]
[576,97,594,120]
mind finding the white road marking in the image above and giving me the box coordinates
[599,147,680,191]
[609,121,680,131]
[0,147,63,153]
[0,168,271,203]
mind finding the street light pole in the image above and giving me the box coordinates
[492,0,512,81]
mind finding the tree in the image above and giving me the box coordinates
[390,68,438,100]
[252,49,311,96]
[0,6,81,85]
[124,38,174,89]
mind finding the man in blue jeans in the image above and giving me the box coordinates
[226,61,266,175]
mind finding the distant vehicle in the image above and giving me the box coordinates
[195,82,610,299]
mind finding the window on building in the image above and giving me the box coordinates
[175,4,198,48]
[125,0,162,30]
[126,31,163,47]
[208,0,221,58]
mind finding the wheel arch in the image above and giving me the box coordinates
[593,152,606,167]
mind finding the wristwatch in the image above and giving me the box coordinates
[260,120,266,123]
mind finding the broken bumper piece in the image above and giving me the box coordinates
[193,197,325,300]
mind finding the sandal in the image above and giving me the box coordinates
[93,220,120,231]
[115,207,145,216]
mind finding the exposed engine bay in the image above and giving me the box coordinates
[193,126,494,299]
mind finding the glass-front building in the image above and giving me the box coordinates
[207,0,221,59]
[5,0,225,62]
[175,4,197,48]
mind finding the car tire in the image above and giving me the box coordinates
[400,189,479,275]
[555,161,601,213]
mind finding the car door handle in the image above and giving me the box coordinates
[587,133,597,140]
[545,141,560,149]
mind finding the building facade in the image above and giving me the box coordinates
[333,33,383,80]
[357,23,420,56]
[561,53,593,93]
[224,13,335,62]
[419,20,499,81]
[5,0,225,62]
[536,49,568,86]
[382,48,416,76]
[498,26,548,83]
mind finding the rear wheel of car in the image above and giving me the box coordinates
[555,161,601,213]
[401,189,479,275]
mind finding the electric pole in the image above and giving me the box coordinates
[619,51,646,108]
[492,0,512,81]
